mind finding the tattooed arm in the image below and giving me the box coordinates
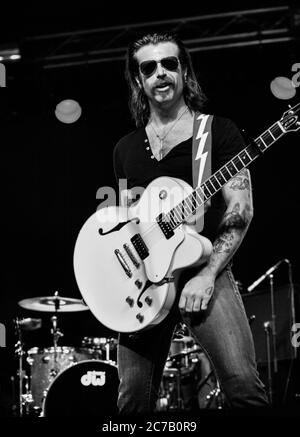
[204,168,253,276]
[179,168,253,313]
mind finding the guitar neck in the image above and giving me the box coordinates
[164,120,286,228]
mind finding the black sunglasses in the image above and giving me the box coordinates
[139,56,180,77]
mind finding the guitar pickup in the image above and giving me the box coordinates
[157,213,174,239]
[131,234,149,260]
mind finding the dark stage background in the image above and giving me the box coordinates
[0,0,299,416]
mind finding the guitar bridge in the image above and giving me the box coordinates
[114,249,132,278]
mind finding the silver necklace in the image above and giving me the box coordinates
[149,106,189,160]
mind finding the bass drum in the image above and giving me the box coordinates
[43,360,119,416]
[26,346,98,409]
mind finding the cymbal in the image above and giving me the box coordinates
[18,296,89,312]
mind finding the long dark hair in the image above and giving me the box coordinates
[125,32,207,127]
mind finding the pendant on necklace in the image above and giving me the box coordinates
[159,139,163,160]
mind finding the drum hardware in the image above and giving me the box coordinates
[14,318,41,416]
[157,323,224,411]
[197,370,223,409]
[157,325,198,412]
[169,323,200,368]
[169,345,202,363]
[104,338,118,363]
[17,317,42,331]
[81,337,118,364]
[50,314,64,364]
[173,322,191,339]
[10,375,17,416]
[205,378,223,409]
[157,367,184,412]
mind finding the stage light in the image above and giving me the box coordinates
[0,46,21,63]
[270,76,296,100]
[9,54,21,60]
[55,99,82,124]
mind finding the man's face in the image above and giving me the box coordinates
[134,42,185,108]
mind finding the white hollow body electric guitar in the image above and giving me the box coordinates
[74,104,299,333]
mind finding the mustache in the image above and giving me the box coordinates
[153,79,174,88]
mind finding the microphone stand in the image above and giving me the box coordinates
[261,272,277,407]
[247,260,285,405]
[269,274,278,374]
[264,321,273,405]
[288,262,297,360]
[248,259,296,405]
[14,319,24,417]
[282,262,297,405]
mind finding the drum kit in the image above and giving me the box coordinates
[157,323,224,411]
[14,292,119,417]
[13,292,223,416]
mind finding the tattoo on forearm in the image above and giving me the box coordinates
[205,286,214,296]
[213,232,235,253]
[238,169,249,177]
[229,176,250,191]
[220,202,251,232]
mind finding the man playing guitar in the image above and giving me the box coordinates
[112,32,269,412]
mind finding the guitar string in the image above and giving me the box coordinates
[134,156,245,239]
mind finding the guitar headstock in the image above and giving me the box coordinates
[280,102,300,132]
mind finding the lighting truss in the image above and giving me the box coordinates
[22,6,298,69]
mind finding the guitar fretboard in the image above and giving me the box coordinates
[163,121,285,228]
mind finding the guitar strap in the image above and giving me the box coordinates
[191,112,213,233]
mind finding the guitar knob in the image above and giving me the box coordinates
[145,296,153,306]
[135,280,143,289]
[136,313,144,323]
[159,189,167,199]
[125,297,134,307]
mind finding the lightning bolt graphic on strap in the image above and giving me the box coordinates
[195,114,209,187]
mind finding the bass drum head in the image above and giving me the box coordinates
[43,360,119,416]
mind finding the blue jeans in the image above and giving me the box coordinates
[117,266,269,413]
